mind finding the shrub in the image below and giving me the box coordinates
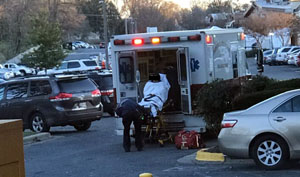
[266,78,300,90]
[232,88,290,110]
[194,79,241,135]
[242,75,276,94]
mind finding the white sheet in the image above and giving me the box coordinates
[139,73,170,117]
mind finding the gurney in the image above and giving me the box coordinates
[138,73,179,146]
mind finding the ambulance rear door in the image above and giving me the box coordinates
[176,48,192,114]
[116,51,138,102]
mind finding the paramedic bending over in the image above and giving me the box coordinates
[115,99,147,152]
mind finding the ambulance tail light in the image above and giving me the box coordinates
[114,40,125,45]
[168,37,180,42]
[240,33,245,40]
[132,38,144,46]
[151,37,161,44]
[188,34,201,41]
[205,35,213,44]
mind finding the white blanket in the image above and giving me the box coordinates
[139,73,170,117]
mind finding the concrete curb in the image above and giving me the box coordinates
[23,132,51,145]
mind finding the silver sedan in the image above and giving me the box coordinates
[218,89,300,170]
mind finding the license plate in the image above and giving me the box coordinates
[72,102,87,110]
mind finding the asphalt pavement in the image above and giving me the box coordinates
[248,58,300,80]
[24,118,300,177]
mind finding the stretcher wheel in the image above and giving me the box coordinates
[158,140,164,147]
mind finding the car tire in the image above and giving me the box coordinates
[251,135,289,170]
[73,122,91,131]
[30,113,50,132]
[20,70,26,76]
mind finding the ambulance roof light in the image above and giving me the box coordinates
[240,33,245,41]
[114,40,125,45]
[168,37,180,42]
[151,37,160,44]
[205,35,212,44]
[188,34,201,41]
[132,38,144,46]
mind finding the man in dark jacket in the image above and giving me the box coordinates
[116,98,146,152]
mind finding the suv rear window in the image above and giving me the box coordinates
[57,78,97,93]
[67,62,81,68]
[30,80,52,97]
[83,60,97,66]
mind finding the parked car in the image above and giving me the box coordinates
[0,74,103,132]
[263,50,273,64]
[276,46,300,65]
[287,49,300,65]
[266,48,280,65]
[38,59,100,75]
[0,64,15,79]
[88,70,114,116]
[219,89,300,170]
[74,41,94,49]
[3,63,34,76]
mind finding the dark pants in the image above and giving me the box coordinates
[122,112,143,152]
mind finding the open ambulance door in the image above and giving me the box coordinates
[116,51,138,102]
[176,48,192,114]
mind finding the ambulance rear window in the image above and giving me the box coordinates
[119,57,134,83]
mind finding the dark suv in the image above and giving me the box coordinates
[88,70,115,116]
[0,74,103,132]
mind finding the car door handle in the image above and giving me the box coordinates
[273,117,286,122]
[24,99,32,102]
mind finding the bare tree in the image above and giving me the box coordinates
[267,12,295,46]
[243,10,296,48]
[242,12,271,48]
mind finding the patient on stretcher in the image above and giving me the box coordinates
[139,73,170,117]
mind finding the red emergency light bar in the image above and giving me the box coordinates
[188,34,201,41]
[114,40,125,45]
[168,37,180,42]
[132,38,144,46]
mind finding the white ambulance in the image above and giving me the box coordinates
[111,26,249,132]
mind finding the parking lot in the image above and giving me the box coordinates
[248,57,300,80]
[22,52,300,177]
[24,117,300,177]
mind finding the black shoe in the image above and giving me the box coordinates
[137,147,143,151]
[124,148,130,152]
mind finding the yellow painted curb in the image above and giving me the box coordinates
[195,148,225,162]
[139,173,153,177]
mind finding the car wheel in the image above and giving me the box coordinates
[20,70,26,76]
[252,135,289,170]
[30,113,50,132]
[73,122,91,131]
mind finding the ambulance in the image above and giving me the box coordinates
[111,26,249,132]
